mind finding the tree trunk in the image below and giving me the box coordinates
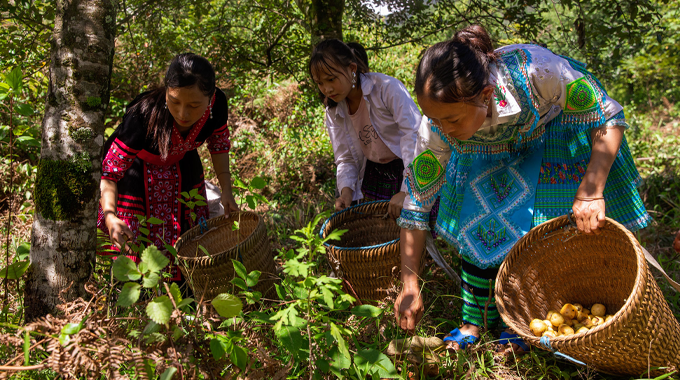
[311,0,345,45]
[24,0,115,321]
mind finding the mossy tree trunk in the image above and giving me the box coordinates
[310,0,345,45]
[24,0,116,320]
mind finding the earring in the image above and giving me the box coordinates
[164,103,168,109]
[484,97,490,106]
[352,72,356,88]
[209,104,213,119]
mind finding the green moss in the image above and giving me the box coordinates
[34,158,97,221]
[86,96,101,108]
[69,127,93,143]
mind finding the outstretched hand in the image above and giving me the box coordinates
[394,287,423,334]
[221,191,239,219]
[388,192,406,219]
[572,198,606,234]
[105,213,134,253]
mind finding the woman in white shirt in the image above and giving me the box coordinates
[309,39,432,219]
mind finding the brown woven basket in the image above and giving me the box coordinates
[174,211,276,301]
[496,215,680,376]
[320,200,402,302]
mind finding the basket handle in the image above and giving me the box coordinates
[642,246,680,293]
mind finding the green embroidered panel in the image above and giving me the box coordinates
[565,76,598,113]
[411,149,444,193]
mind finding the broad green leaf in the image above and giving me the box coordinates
[316,358,330,373]
[147,217,164,225]
[321,286,334,309]
[117,282,141,307]
[16,136,40,148]
[4,67,22,92]
[143,321,160,335]
[231,345,248,371]
[0,261,30,280]
[112,256,140,282]
[59,333,70,346]
[171,326,184,341]
[0,82,9,100]
[350,305,383,318]
[250,177,266,190]
[159,367,177,380]
[355,349,399,378]
[141,246,169,273]
[231,277,247,291]
[211,293,242,318]
[246,270,261,287]
[14,103,33,116]
[169,282,182,304]
[16,242,30,261]
[246,195,256,210]
[142,272,159,288]
[330,322,350,360]
[194,194,206,201]
[177,298,194,309]
[210,338,227,359]
[195,201,207,206]
[139,227,150,236]
[146,296,173,325]
[61,322,82,336]
[189,188,198,197]
[138,261,148,274]
[232,259,247,281]
[329,346,351,378]
[276,326,305,358]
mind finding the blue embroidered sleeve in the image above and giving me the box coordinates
[603,110,629,129]
[396,209,431,231]
[404,149,446,208]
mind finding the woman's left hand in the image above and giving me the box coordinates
[221,190,239,218]
[572,197,606,234]
[389,192,407,219]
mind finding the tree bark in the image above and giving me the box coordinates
[24,0,116,321]
[311,0,345,45]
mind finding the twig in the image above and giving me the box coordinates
[484,279,494,333]
[3,91,15,315]
[468,288,486,332]
[0,364,46,371]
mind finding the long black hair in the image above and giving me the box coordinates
[309,39,369,108]
[129,53,216,160]
[415,25,497,104]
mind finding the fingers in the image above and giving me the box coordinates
[335,199,344,211]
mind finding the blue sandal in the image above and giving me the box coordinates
[442,328,479,349]
[499,331,530,352]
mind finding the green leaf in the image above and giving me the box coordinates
[59,333,70,346]
[138,261,149,274]
[324,229,347,242]
[189,188,198,197]
[355,349,399,378]
[141,246,170,273]
[142,272,159,288]
[322,286,334,309]
[147,217,164,225]
[16,242,30,261]
[168,282,182,304]
[4,67,22,92]
[159,367,177,380]
[117,282,141,307]
[276,326,305,357]
[329,346,351,377]
[246,271,261,287]
[210,338,227,359]
[211,293,242,318]
[112,256,140,282]
[232,259,247,281]
[143,321,161,335]
[0,261,30,280]
[330,322,350,360]
[14,103,33,116]
[350,305,383,318]
[250,177,266,190]
[171,326,184,341]
[61,322,82,336]
[0,82,9,100]
[23,330,29,365]
[16,136,40,148]
[246,195,256,210]
[231,345,248,371]
[146,296,173,325]
[198,245,211,259]
[231,277,247,291]
[195,200,207,206]
[177,298,194,309]
[139,227,150,236]
[316,358,330,373]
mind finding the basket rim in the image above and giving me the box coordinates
[319,200,400,250]
[174,211,262,262]
[495,215,648,346]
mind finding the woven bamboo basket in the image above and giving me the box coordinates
[320,200,402,302]
[496,215,680,376]
[174,211,276,301]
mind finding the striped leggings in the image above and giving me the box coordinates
[461,257,504,328]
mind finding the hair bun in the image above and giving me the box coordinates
[453,25,495,59]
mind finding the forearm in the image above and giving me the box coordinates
[400,228,427,290]
[211,152,233,192]
[578,126,625,196]
[100,179,118,214]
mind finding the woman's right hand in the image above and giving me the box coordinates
[394,285,424,334]
[105,212,134,253]
[335,187,353,211]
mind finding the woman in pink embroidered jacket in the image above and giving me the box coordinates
[98,53,238,281]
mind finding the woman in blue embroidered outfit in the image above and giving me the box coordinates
[394,25,650,354]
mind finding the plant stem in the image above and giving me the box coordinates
[3,93,14,317]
